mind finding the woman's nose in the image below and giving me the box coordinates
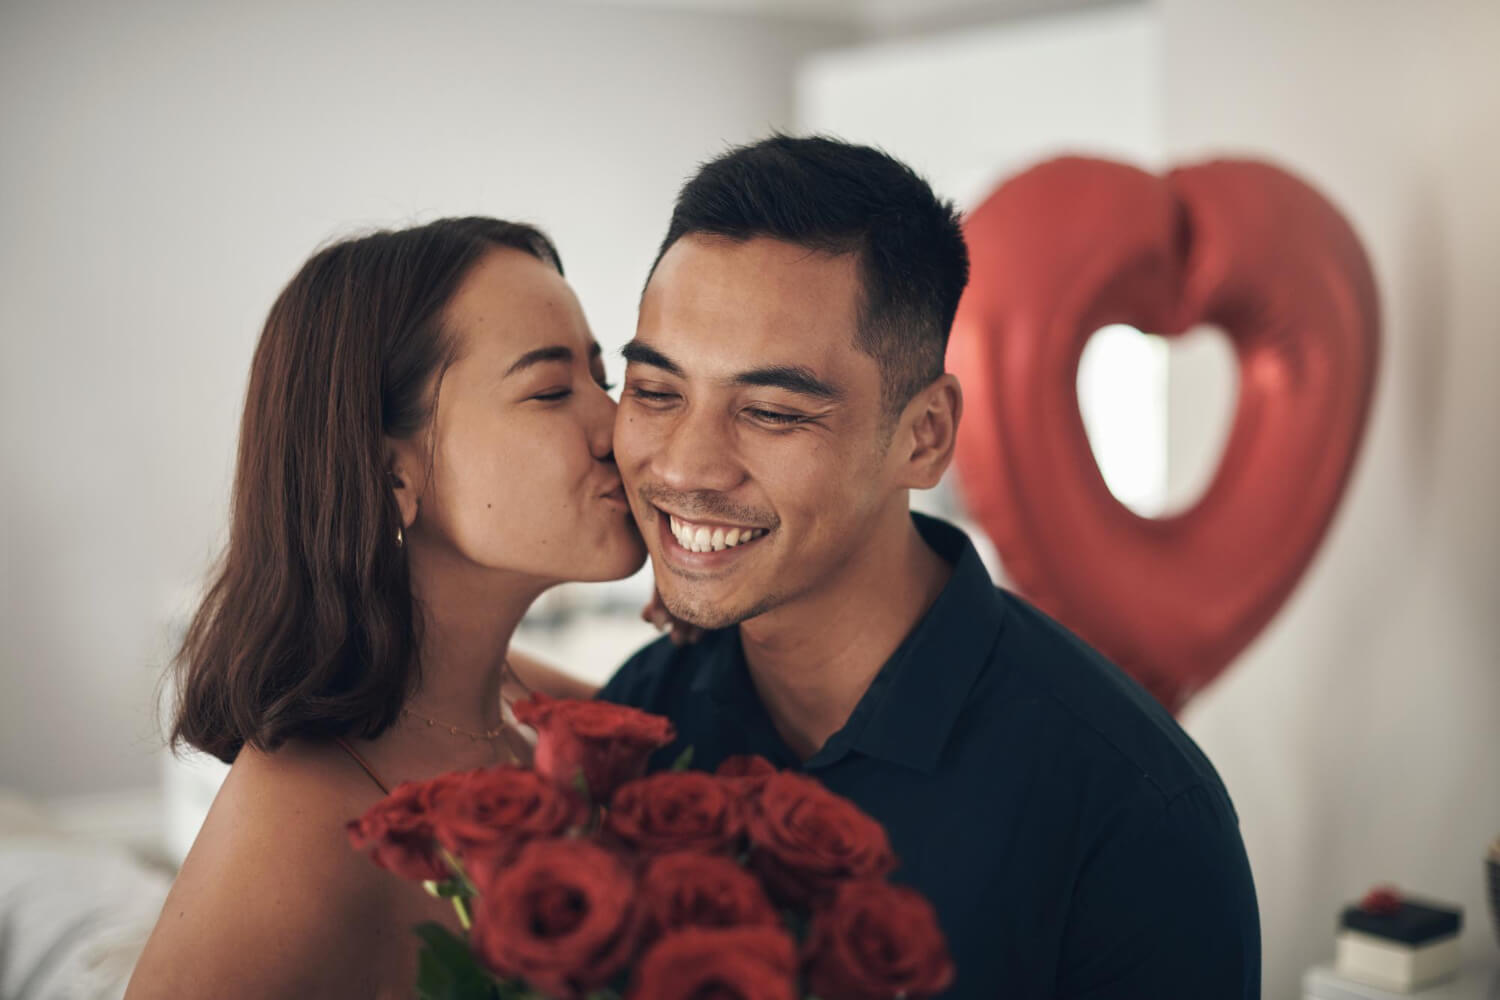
[589,385,620,461]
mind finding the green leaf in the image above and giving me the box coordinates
[413,922,499,1000]
[670,746,695,772]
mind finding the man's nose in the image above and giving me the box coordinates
[652,407,745,495]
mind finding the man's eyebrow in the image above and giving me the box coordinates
[733,364,844,403]
[505,345,574,376]
[620,341,684,377]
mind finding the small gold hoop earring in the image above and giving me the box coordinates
[396,524,405,549]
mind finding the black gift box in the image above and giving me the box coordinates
[1340,899,1462,945]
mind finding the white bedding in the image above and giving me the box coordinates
[0,793,171,1000]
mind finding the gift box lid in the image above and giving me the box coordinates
[1339,897,1462,945]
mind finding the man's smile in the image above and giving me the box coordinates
[648,503,775,572]
[666,513,768,552]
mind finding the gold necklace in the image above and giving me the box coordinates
[400,660,519,743]
[399,705,506,742]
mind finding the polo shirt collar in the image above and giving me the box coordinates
[690,514,1009,775]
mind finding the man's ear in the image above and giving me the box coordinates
[384,438,424,531]
[894,374,962,490]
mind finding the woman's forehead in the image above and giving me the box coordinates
[447,249,592,363]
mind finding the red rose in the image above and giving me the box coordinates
[606,771,745,856]
[415,768,481,812]
[470,838,640,999]
[804,879,955,1000]
[513,693,676,801]
[346,779,451,882]
[716,755,778,798]
[745,772,897,906]
[638,851,780,937]
[427,765,584,882]
[1360,885,1404,916]
[627,927,798,1000]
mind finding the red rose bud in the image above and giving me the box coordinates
[606,771,746,856]
[1360,885,1404,917]
[745,772,897,907]
[627,926,798,1000]
[470,838,641,1000]
[715,755,778,798]
[415,768,482,812]
[513,693,676,801]
[346,779,450,883]
[638,851,780,937]
[428,765,585,882]
[804,879,955,1000]
[717,755,777,779]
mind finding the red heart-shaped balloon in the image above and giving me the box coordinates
[951,157,1379,713]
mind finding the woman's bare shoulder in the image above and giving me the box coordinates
[126,740,417,999]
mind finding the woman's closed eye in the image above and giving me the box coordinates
[531,377,614,402]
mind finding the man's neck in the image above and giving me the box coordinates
[738,510,952,761]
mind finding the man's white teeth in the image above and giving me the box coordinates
[668,514,766,552]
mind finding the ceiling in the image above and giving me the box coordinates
[570,0,1127,37]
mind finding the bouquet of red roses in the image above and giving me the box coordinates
[348,694,954,1000]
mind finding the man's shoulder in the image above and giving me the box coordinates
[985,589,1233,811]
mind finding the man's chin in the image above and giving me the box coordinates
[658,586,776,632]
[659,593,739,632]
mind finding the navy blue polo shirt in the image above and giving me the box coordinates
[599,514,1260,1000]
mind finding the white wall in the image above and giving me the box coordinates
[0,0,850,799]
[800,2,1500,995]
[1163,1,1500,995]
[797,2,1165,542]
[798,4,1161,212]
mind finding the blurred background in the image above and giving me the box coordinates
[2,0,1498,996]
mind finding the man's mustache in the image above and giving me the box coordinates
[635,485,778,531]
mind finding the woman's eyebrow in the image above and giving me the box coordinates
[505,345,574,376]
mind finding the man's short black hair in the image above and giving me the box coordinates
[648,134,970,418]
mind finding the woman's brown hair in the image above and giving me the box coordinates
[170,217,563,763]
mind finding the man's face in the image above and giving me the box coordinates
[615,235,898,629]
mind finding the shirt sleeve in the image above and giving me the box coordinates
[1056,783,1261,1000]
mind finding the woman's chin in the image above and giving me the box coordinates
[567,525,648,583]
[593,538,649,582]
